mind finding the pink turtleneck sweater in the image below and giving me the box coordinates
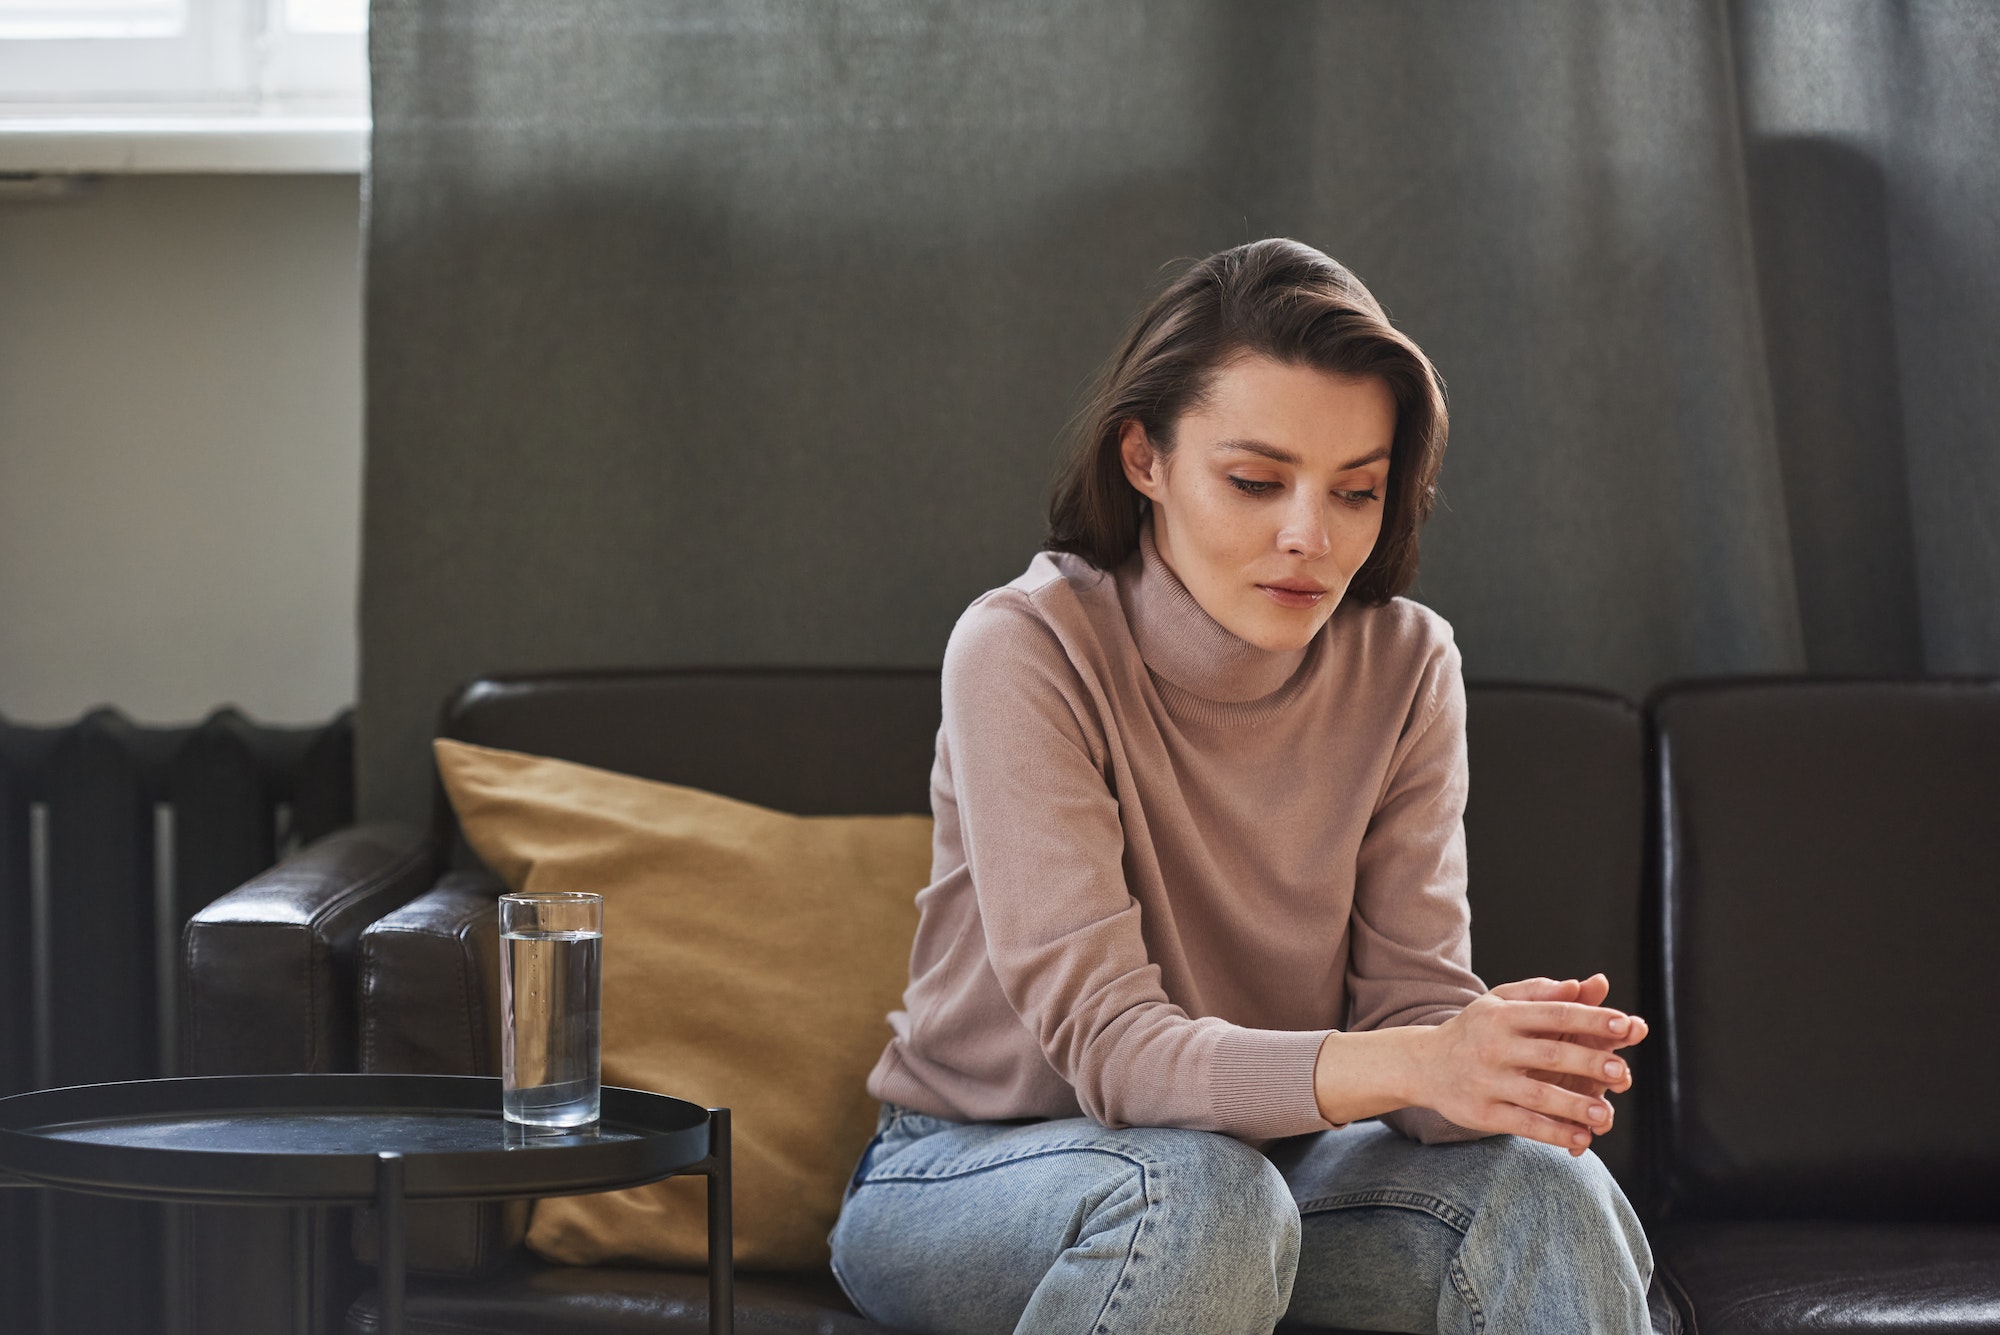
[866,524,1488,1144]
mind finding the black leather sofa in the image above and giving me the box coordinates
[182,670,2000,1335]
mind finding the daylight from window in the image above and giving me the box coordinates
[0,0,365,39]
[283,0,363,36]
[0,0,368,114]
[0,0,186,40]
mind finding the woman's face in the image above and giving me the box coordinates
[1120,354,1395,653]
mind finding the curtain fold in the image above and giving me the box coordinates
[361,0,1998,821]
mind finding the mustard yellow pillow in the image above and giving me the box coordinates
[433,738,930,1271]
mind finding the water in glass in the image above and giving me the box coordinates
[501,926,602,1126]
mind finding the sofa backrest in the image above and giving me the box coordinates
[1652,679,2000,1222]
[437,668,943,823]
[432,670,1653,1187]
[1462,685,1647,1198]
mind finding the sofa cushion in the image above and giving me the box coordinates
[342,1261,1414,1335]
[435,739,932,1271]
[344,1258,1674,1335]
[1654,1221,2000,1333]
[345,1263,902,1334]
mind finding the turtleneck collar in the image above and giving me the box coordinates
[1119,518,1317,716]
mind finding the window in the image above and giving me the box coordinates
[0,0,367,108]
[0,2,186,41]
[282,0,363,35]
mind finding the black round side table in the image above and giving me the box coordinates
[0,1073,733,1335]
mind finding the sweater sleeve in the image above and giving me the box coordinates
[1343,634,1492,1144]
[943,593,1335,1141]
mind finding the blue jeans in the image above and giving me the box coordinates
[828,1106,1652,1335]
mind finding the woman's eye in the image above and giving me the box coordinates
[1337,489,1383,506]
[1228,476,1277,496]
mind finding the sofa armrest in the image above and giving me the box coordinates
[182,823,440,1075]
[356,867,526,1274]
[359,867,507,1077]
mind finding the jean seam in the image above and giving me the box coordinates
[855,1141,1167,1188]
[1089,1160,1153,1335]
[1294,1187,1474,1235]
[1447,1255,1485,1335]
[842,1125,895,1204]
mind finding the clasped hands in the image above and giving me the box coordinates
[1423,973,1648,1158]
[1312,974,1648,1157]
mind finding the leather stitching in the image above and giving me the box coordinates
[452,911,480,1075]
[184,926,205,1070]
[301,833,435,1070]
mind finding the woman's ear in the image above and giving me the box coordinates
[1119,421,1165,501]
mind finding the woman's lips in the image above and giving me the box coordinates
[1256,583,1327,610]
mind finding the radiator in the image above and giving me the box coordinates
[0,707,354,1335]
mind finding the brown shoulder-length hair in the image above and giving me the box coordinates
[1045,238,1447,606]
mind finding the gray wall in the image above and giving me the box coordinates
[0,174,363,725]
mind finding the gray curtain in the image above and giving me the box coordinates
[361,0,1998,821]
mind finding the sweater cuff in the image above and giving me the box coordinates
[1209,1026,1336,1140]
[1381,1104,1490,1144]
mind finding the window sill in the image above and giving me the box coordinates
[0,105,367,173]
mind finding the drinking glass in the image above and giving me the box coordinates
[498,891,603,1127]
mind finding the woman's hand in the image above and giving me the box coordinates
[1414,976,1647,1157]
[1496,974,1647,1108]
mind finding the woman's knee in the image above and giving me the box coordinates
[1487,1139,1627,1213]
[1061,1129,1300,1332]
[831,1125,1301,1335]
[1476,1137,1650,1270]
[1134,1129,1302,1273]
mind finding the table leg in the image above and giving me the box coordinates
[707,1108,733,1335]
[292,1205,314,1335]
[375,1151,406,1335]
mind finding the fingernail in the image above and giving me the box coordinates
[1603,1060,1623,1079]
[1608,1017,1629,1035]
[1572,1131,1590,1147]
[1588,1104,1608,1123]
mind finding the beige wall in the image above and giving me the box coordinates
[0,173,361,725]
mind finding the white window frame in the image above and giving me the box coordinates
[0,0,368,173]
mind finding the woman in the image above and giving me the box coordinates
[829,239,1654,1335]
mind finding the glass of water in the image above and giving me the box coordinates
[498,891,603,1128]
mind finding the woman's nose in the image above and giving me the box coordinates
[1278,500,1332,560]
